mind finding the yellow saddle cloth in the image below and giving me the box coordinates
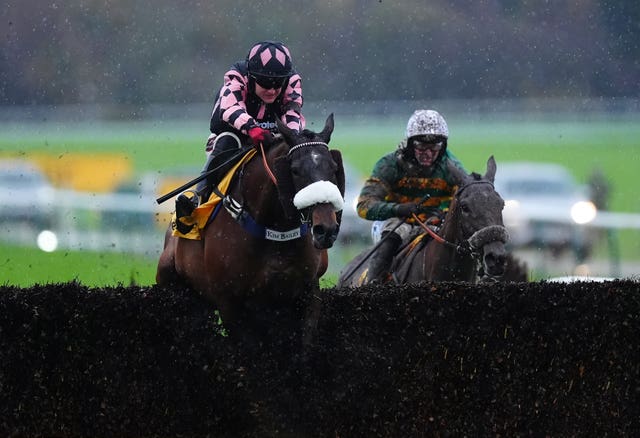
[171,149,257,240]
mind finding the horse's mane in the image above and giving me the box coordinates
[263,134,287,154]
[470,171,483,180]
[269,139,299,220]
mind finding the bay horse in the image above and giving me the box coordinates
[157,114,345,338]
[337,156,509,287]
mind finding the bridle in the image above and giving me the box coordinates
[413,214,473,255]
[259,140,330,186]
[226,138,338,234]
[411,179,508,258]
[287,141,331,223]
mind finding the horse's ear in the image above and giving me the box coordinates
[484,155,497,183]
[276,118,298,147]
[447,158,469,186]
[330,149,346,197]
[319,113,335,144]
[262,131,279,150]
[273,156,299,219]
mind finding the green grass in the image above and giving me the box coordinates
[0,242,157,287]
[3,117,637,212]
[1,115,638,286]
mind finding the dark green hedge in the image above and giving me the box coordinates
[1,281,639,437]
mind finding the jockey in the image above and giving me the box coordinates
[356,109,467,283]
[175,40,305,220]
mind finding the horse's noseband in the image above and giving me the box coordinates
[467,225,510,253]
[293,180,344,212]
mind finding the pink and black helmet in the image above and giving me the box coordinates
[246,41,293,78]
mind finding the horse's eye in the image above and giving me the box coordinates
[289,159,301,175]
[290,164,302,177]
[460,202,470,213]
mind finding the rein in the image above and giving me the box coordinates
[260,142,278,185]
[412,213,472,255]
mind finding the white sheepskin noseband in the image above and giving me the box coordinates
[293,180,344,212]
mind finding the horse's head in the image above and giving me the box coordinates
[447,156,509,278]
[273,114,345,249]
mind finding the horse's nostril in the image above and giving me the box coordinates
[484,253,507,276]
[312,225,326,239]
[312,224,339,249]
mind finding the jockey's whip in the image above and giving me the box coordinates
[156,148,250,204]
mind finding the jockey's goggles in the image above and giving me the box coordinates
[412,138,444,152]
[251,74,286,90]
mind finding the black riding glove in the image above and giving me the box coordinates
[395,203,420,218]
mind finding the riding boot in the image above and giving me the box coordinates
[195,135,243,204]
[174,152,219,225]
[175,190,198,217]
[175,135,242,222]
[367,231,402,283]
[172,186,198,235]
[194,151,221,205]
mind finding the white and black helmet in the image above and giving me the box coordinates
[399,109,449,163]
[398,110,449,159]
[405,109,449,141]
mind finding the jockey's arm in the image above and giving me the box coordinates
[281,73,305,132]
[218,69,259,135]
[357,154,403,221]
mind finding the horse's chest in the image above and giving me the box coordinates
[262,253,314,279]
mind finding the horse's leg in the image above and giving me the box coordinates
[156,228,180,285]
[211,292,240,331]
[316,249,329,278]
[173,237,205,280]
[301,282,322,348]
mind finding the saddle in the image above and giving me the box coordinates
[388,216,442,284]
[389,233,430,284]
[171,149,257,240]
